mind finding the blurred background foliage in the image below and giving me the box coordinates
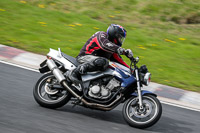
[0,0,199,91]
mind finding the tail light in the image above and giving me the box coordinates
[47,56,52,59]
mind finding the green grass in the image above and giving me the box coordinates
[0,0,199,92]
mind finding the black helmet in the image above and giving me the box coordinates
[107,24,127,46]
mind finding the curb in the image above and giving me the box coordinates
[0,44,200,111]
[0,44,45,69]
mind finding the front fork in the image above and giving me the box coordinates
[135,68,143,109]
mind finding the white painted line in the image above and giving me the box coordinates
[0,60,39,72]
[158,96,200,112]
[0,59,200,112]
[161,101,200,112]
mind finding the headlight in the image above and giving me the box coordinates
[143,72,151,86]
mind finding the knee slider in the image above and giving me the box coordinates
[93,58,109,70]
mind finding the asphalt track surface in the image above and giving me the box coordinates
[0,62,200,133]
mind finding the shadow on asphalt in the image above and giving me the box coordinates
[55,104,194,133]
[57,104,127,125]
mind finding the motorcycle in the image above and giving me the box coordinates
[33,48,162,129]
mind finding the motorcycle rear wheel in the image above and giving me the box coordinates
[33,73,71,109]
[122,95,162,129]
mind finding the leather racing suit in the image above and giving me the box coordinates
[69,31,129,83]
[77,31,129,68]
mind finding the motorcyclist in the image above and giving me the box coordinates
[68,24,133,83]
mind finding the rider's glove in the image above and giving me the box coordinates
[117,47,126,55]
[125,49,133,58]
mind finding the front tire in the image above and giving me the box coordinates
[33,73,71,109]
[122,95,162,129]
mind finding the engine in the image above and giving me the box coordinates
[88,77,121,99]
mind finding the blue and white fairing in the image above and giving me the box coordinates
[81,61,136,88]
[109,62,136,88]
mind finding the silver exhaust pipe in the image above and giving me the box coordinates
[46,59,65,83]
[46,58,122,110]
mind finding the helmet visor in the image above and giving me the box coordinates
[117,34,126,45]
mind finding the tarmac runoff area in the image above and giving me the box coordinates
[0,44,200,112]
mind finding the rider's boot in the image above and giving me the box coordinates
[67,63,91,83]
[67,68,81,84]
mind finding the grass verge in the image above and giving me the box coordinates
[0,0,199,91]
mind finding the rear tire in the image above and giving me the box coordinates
[33,73,71,109]
[122,95,162,129]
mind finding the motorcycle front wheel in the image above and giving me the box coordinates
[122,95,162,129]
[33,73,71,109]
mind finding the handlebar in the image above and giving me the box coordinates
[129,56,139,63]
[129,56,139,73]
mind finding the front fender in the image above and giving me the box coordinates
[131,90,157,97]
